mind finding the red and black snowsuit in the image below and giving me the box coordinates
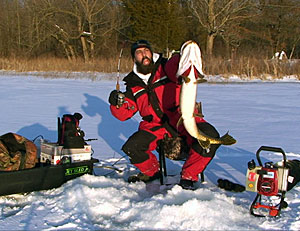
[110,53,220,181]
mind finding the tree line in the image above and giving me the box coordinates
[0,0,299,62]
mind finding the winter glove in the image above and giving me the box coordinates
[109,90,118,106]
[108,90,125,107]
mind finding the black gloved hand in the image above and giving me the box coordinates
[109,90,126,106]
[108,90,118,106]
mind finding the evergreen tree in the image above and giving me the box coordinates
[123,0,188,56]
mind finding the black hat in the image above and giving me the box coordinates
[131,40,152,58]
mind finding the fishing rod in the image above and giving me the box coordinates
[115,41,127,108]
[116,44,124,92]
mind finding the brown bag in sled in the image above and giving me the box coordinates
[0,133,38,171]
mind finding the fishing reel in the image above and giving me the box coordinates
[116,92,125,108]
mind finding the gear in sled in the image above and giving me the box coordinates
[40,112,95,165]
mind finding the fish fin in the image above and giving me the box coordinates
[194,69,207,83]
[220,132,237,145]
[181,75,191,83]
[193,113,204,118]
[196,79,207,84]
[198,139,210,150]
[176,117,183,129]
[194,102,204,118]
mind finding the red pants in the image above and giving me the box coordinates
[122,122,220,182]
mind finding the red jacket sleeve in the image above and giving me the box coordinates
[110,97,138,121]
[164,54,180,82]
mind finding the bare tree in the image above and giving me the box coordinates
[0,0,28,55]
[45,0,129,62]
[1,0,299,59]
[52,24,77,61]
[187,0,256,55]
[257,0,300,58]
[15,0,58,56]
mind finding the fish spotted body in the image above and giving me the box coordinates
[178,41,236,150]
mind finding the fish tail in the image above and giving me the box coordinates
[219,132,236,145]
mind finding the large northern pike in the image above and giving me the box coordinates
[178,41,236,150]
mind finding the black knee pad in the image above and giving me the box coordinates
[122,130,157,164]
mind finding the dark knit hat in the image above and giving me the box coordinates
[131,40,152,58]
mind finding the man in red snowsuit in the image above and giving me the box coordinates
[108,40,220,190]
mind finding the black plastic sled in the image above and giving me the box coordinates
[0,158,99,197]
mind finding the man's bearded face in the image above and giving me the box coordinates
[134,47,154,75]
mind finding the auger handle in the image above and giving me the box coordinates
[256,146,287,167]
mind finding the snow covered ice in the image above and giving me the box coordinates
[0,73,299,230]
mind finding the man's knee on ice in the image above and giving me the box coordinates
[122,130,156,164]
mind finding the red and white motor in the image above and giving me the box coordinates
[246,146,289,217]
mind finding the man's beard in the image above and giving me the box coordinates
[136,57,154,75]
